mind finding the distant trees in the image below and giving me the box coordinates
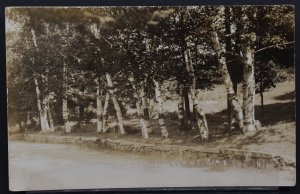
[6,6,294,139]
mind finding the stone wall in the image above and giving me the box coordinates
[10,134,293,170]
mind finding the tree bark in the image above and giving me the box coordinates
[183,86,191,129]
[26,112,31,125]
[178,84,185,131]
[105,73,125,135]
[62,98,70,132]
[44,68,55,132]
[78,86,85,124]
[47,102,55,131]
[31,28,51,132]
[211,31,243,131]
[42,96,52,132]
[102,92,110,132]
[96,79,103,133]
[79,105,85,124]
[129,77,149,138]
[140,85,152,133]
[224,6,233,128]
[242,47,256,135]
[260,75,264,118]
[260,89,264,118]
[153,79,169,138]
[63,62,71,133]
[34,78,50,132]
[184,48,209,139]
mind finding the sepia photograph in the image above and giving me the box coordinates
[6,6,295,191]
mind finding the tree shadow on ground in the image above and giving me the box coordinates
[205,100,295,136]
[274,91,295,101]
[255,101,295,126]
[206,109,228,135]
[73,100,294,145]
[203,101,295,147]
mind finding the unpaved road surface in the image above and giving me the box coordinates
[9,141,295,191]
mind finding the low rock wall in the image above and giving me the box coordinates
[10,134,290,170]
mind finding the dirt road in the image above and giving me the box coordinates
[9,141,295,191]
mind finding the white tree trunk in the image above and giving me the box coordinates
[63,98,71,133]
[31,29,38,49]
[41,110,50,132]
[44,67,54,132]
[96,79,103,133]
[47,104,55,132]
[34,77,44,131]
[105,73,125,135]
[178,84,185,131]
[129,77,149,139]
[153,79,169,138]
[242,46,256,135]
[211,31,243,131]
[31,29,51,132]
[102,92,110,132]
[63,63,71,133]
[184,48,209,140]
[140,85,152,134]
[137,96,148,139]
[34,78,50,132]
[42,97,51,132]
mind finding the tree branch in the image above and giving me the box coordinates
[112,70,122,80]
[255,41,294,54]
[99,76,109,87]
[24,64,44,78]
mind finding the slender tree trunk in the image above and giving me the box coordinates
[44,67,54,132]
[63,62,71,133]
[47,102,55,131]
[140,84,152,133]
[96,79,103,133]
[242,47,256,135]
[63,98,70,132]
[183,86,191,129]
[211,31,243,131]
[224,7,233,128]
[260,89,264,118]
[79,104,85,124]
[42,97,51,132]
[138,104,149,138]
[18,119,24,132]
[31,28,50,132]
[78,86,85,125]
[34,78,45,131]
[42,110,50,132]
[26,112,31,125]
[31,29,38,49]
[129,77,149,138]
[153,79,169,138]
[105,73,125,135]
[184,48,209,139]
[137,95,149,139]
[34,78,50,132]
[260,76,264,118]
[178,84,185,131]
[102,92,110,132]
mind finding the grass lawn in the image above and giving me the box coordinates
[40,80,295,162]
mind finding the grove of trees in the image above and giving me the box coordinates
[6,6,294,140]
